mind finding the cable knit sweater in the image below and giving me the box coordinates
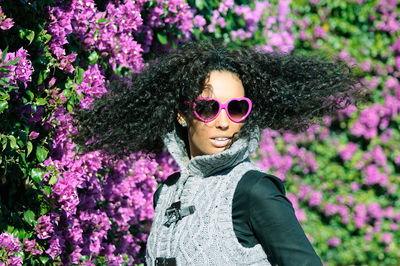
[146,127,271,265]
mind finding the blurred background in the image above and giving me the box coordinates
[0,0,399,265]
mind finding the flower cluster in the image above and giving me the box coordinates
[47,0,144,72]
[0,6,13,30]
[0,232,23,266]
[2,0,400,264]
[0,47,33,88]
[38,109,174,263]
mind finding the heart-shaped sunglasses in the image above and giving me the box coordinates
[185,97,252,123]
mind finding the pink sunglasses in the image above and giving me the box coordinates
[185,97,252,123]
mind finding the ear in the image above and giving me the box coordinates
[177,112,188,127]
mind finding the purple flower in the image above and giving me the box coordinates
[36,215,54,239]
[46,234,64,260]
[371,145,387,166]
[381,232,392,244]
[350,182,361,191]
[0,7,14,30]
[327,237,341,247]
[364,164,388,187]
[339,142,358,161]
[23,239,43,256]
[390,223,398,231]
[354,203,368,228]
[338,205,350,224]
[324,203,338,216]
[0,232,23,265]
[367,202,385,220]
[361,60,372,71]
[395,56,400,70]
[392,37,400,53]
[193,15,206,28]
[308,191,322,207]
[28,131,39,140]
[0,47,33,88]
[314,26,326,38]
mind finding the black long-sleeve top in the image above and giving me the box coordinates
[153,171,322,266]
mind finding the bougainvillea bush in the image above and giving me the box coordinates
[0,0,399,265]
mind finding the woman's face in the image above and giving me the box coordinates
[179,70,245,158]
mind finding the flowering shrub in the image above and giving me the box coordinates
[1,0,399,265]
[251,0,400,264]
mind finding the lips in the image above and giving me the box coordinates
[210,137,231,148]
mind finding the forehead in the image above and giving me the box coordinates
[200,71,245,101]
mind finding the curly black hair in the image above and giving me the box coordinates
[72,40,364,157]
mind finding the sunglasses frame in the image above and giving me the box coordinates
[187,97,252,123]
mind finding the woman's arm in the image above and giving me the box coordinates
[248,174,323,266]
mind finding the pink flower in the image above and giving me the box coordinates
[367,202,384,220]
[0,7,14,30]
[23,239,43,256]
[193,15,206,28]
[314,26,326,38]
[324,203,338,216]
[327,237,341,247]
[29,131,39,140]
[339,142,358,161]
[381,233,392,244]
[361,60,372,71]
[308,191,322,207]
[36,215,54,239]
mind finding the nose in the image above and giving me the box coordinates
[214,108,230,129]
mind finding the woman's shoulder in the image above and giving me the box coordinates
[235,170,286,198]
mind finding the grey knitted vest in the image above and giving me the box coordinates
[146,127,271,265]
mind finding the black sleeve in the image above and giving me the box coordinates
[153,184,163,209]
[153,172,181,209]
[248,174,323,266]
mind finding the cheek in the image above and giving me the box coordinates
[189,122,211,141]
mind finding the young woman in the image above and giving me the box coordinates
[74,40,363,265]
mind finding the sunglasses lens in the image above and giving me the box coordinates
[194,99,220,121]
[228,100,249,121]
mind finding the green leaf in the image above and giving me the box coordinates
[26,90,34,101]
[17,138,24,148]
[27,141,33,156]
[65,78,75,89]
[1,46,8,62]
[38,69,48,85]
[24,210,35,225]
[1,136,7,150]
[48,175,58,185]
[0,101,8,113]
[195,0,206,9]
[7,135,17,149]
[93,28,99,41]
[88,51,99,65]
[63,88,71,98]
[7,225,15,233]
[75,67,85,85]
[43,185,52,196]
[30,168,44,183]
[157,33,168,45]
[39,257,49,264]
[36,146,48,162]
[0,67,11,74]
[3,57,22,66]
[26,30,35,44]
[67,102,74,113]
[97,18,107,23]
[36,98,47,105]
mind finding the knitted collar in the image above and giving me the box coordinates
[163,125,260,178]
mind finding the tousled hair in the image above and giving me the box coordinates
[72,40,364,157]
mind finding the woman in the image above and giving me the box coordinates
[74,40,363,265]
